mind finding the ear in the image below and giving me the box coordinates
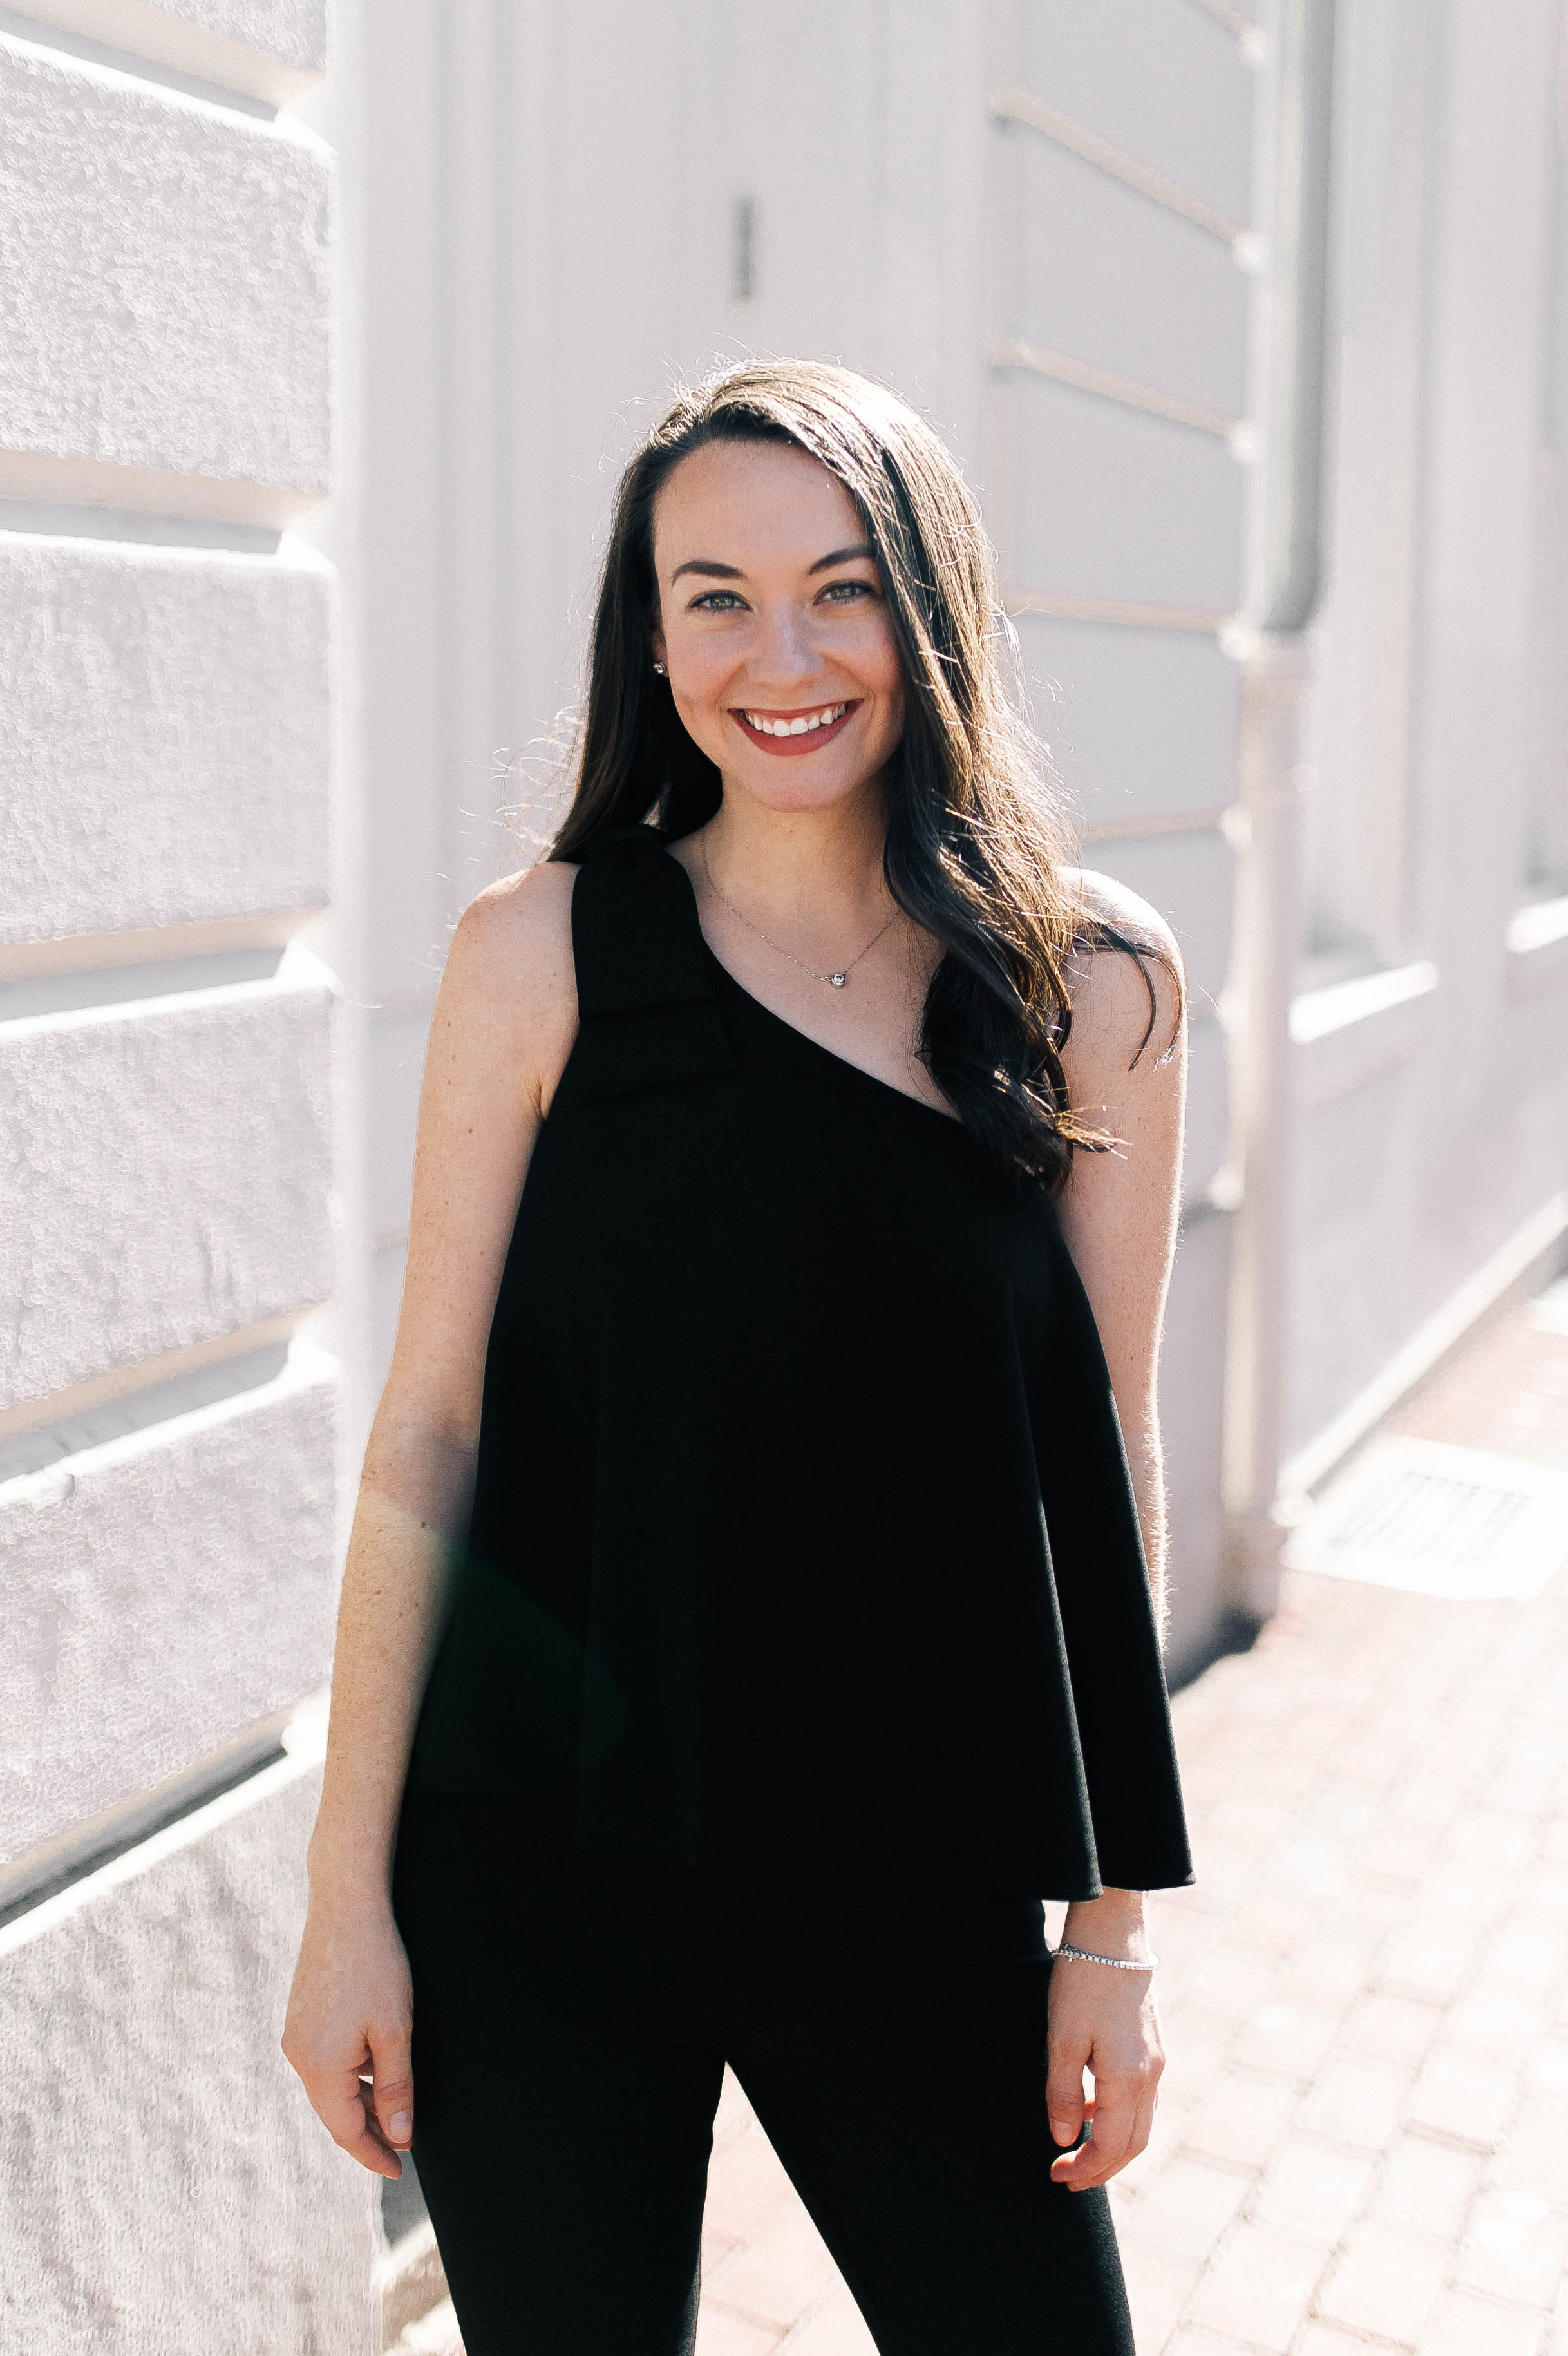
[650,615,667,666]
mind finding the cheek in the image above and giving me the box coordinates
[664,654,725,735]
[867,636,907,736]
[672,642,735,715]
[667,649,741,766]
[874,685,907,759]
[862,618,907,705]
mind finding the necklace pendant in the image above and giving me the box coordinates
[829,972,847,988]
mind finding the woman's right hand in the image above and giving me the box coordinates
[282,1892,416,2181]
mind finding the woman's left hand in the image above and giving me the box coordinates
[1046,1895,1164,2191]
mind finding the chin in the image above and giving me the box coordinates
[734,761,876,815]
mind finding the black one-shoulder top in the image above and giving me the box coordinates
[406,826,1193,1899]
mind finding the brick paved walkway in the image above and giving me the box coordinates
[694,1279,1568,2355]
[408,1277,1568,2353]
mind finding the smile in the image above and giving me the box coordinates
[732,701,859,755]
[743,702,847,736]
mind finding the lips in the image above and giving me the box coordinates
[732,700,861,757]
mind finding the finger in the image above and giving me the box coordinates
[1049,2092,1099,2187]
[368,2022,415,2151]
[1051,2076,1137,2190]
[310,2064,406,2181]
[1124,2081,1158,2167]
[1072,2080,1153,2191]
[1046,2048,1088,2149]
[345,2114,407,2181]
[1048,2089,1093,2182]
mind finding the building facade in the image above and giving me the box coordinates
[0,3,379,2350]
[2,0,1564,2344]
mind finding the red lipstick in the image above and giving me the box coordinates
[731,701,860,757]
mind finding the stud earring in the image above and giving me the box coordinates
[652,661,667,676]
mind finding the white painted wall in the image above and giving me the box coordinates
[0,536,332,944]
[0,33,332,522]
[2,1347,337,1870]
[990,1,1258,1666]
[0,2,370,2341]
[0,1751,375,2356]
[1288,0,1568,1467]
[0,965,333,1406]
[18,0,328,102]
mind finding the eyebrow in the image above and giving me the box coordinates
[668,542,877,586]
[808,543,876,574]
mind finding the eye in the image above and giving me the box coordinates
[690,589,747,612]
[818,578,875,605]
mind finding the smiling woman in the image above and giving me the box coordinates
[662,477,898,786]
[284,361,1195,2356]
[555,364,1184,1183]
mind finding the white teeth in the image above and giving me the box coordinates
[743,703,847,736]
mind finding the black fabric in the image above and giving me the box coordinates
[408,824,1193,1899]
[393,1791,1137,2356]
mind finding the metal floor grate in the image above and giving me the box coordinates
[1283,1436,1568,1602]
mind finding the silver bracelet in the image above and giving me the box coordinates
[1052,1941,1160,1972]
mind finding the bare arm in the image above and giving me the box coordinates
[1055,875,1187,1629]
[1043,868,1188,2190]
[282,862,577,2177]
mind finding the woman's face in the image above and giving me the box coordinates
[650,439,907,817]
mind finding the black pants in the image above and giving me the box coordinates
[392,1796,1135,2355]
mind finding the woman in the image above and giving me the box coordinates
[284,360,1194,2355]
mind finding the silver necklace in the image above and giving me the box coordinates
[700,828,901,989]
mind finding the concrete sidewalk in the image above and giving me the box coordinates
[694,1277,1568,2355]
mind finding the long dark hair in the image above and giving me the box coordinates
[551,361,1182,1194]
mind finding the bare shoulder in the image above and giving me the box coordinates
[434,860,580,1112]
[440,860,576,1003]
[1061,866,1185,1076]
[1066,866,1184,976]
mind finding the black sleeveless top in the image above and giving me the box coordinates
[407,827,1193,1899]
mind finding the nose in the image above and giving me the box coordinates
[746,600,822,692]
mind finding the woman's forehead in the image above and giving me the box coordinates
[652,440,863,572]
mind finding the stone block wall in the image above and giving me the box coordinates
[0,1751,376,2356]
[0,34,332,522]
[19,1,328,102]
[0,964,334,1405]
[0,535,332,944]
[0,3,372,2342]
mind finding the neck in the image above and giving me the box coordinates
[701,775,892,923]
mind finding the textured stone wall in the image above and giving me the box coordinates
[124,0,326,67]
[23,0,328,84]
[0,0,363,2341]
[1,1349,337,1869]
[0,537,332,944]
[0,1763,377,2356]
[0,966,334,1407]
[0,35,333,519]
